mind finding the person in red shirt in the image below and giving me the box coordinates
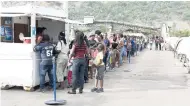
[68,30,88,94]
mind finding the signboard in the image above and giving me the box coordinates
[0,26,5,36]
[4,26,13,41]
[84,16,94,24]
[3,17,12,25]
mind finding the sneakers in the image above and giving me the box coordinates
[91,87,104,93]
[91,87,98,92]
[79,89,83,94]
[96,88,104,93]
[37,88,45,93]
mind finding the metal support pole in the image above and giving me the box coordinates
[30,4,37,77]
[62,1,69,42]
[31,13,36,47]
[70,25,75,42]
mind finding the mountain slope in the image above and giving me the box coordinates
[69,1,190,26]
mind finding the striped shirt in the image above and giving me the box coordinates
[73,42,87,59]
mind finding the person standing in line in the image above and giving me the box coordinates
[112,37,120,67]
[123,35,128,61]
[68,31,88,94]
[139,37,143,51]
[55,32,69,89]
[95,31,107,70]
[136,37,140,52]
[108,43,118,70]
[126,38,132,59]
[158,37,160,50]
[33,34,55,93]
[160,37,164,51]
[130,37,135,56]
[67,39,75,88]
[116,33,125,65]
[84,35,90,83]
[91,44,105,93]
[103,33,110,71]
[155,36,159,50]
[88,34,97,79]
[149,38,153,50]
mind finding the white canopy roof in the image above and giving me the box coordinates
[1,4,65,18]
[0,13,29,17]
[0,4,85,25]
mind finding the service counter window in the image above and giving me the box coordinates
[0,17,13,43]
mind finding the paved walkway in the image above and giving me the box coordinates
[2,49,190,106]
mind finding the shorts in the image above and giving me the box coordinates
[95,66,105,80]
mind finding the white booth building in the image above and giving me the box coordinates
[0,4,84,90]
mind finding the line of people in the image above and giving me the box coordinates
[33,29,147,94]
[148,36,166,51]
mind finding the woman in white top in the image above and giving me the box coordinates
[56,32,69,89]
[149,38,153,50]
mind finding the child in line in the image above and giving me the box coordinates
[108,43,118,70]
[66,39,74,88]
[109,37,120,68]
[91,44,105,93]
[67,62,73,88]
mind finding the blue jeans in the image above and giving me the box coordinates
[39,64,53,89]
[72,58,86,91]
[120,47,126,64]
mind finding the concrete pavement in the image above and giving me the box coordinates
[1,49,190,106]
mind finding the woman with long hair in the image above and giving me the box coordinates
[56,31,69,89]
[68,31,88,94]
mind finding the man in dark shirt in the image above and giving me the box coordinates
[131,38,135,56]
[88,34,97,48]
[34,34,55,92]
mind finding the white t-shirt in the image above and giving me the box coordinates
[56,40,69,54]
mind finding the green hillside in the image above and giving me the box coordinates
[69,1,190,26]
